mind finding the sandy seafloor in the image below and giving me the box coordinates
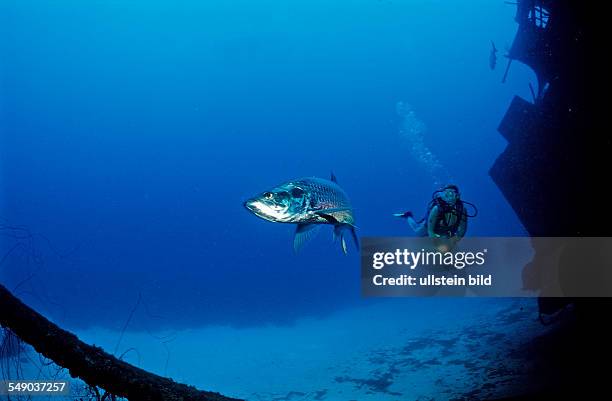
[13,298,558,401]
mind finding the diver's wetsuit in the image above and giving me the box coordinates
[408,201,467,239]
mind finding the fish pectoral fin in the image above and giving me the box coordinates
[294,224,321,253]
[315,212,340,225]
[333,225,341,242]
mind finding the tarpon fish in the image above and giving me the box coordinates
[489,41,497,70]
[244,174,359,254]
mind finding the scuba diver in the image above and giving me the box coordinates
[394,185,477,246]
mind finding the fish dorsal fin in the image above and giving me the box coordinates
[330,172,338,183]
[294,224,321,253]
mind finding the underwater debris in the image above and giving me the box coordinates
[489,41,498,70]
[0,329,25,360]
[0,284,242,401]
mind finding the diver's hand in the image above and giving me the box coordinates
[393,211,413,219]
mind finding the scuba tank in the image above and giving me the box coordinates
[417,185,478,236]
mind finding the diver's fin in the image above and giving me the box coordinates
[393,211,413,219]
[316,212,339,224]
[330,172,338,183]
[294,224,321,253]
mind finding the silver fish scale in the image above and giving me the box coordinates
[291,178,354,225]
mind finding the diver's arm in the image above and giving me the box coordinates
[427,206,440,238]
[456,210,468,239]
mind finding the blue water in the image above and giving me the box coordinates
[1,0,541,398]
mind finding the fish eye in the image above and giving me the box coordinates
[263,192,273,200]
[290,187,304,198]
